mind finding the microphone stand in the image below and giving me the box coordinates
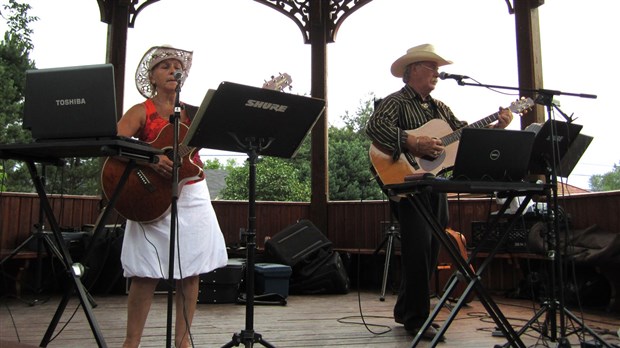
[503,93,611,348]
[444,76,611,347]
[446,76,598,101]
[165,79,183,348]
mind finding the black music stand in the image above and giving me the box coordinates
[503,118,610,347]
[186,81,325,347]
[442,71,605,347]
[527,119,584,177]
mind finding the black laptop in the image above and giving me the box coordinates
[23,64,118,142]
[451,128,535,182]
[184,81,325,159]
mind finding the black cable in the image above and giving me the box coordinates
[48,300,82,344]
[1,298,21,342]
[338,196,393,336]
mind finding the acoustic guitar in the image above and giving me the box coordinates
[100,123,202,223]
[444,227,475,303]
[369,97,534,185]
[100,74,293,223]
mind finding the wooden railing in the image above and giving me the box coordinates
[3,190,619,252]
[0,192,104,253]
[2,190,619,293]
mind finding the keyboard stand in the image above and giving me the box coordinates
[0,139,161,347]
[385,179,548,348]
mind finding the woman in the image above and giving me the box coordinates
[117,45,228,348]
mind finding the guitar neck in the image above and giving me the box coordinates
[164,144,194,161]
[440,111,500,146]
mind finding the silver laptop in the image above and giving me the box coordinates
[23,64,118,142]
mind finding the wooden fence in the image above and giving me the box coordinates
[2,190,619,252]
[2,190,619,293]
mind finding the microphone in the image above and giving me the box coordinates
[173,69,184,81]
[439,72,469,80]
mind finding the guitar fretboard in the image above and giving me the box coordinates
[440,111,500,146]
[164,144,193,161]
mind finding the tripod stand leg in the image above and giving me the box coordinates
[40,290,71,346]
[499,301,614,348]
[563,307,614,347]
[40,273,105,347]
[499,302,549,348]
[379,233,394,301]
[33,232,66,297]
[222,331,275,348]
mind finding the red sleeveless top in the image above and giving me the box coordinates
[139,99,204,176]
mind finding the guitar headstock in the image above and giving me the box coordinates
[263,73,292,91]
[508,97,535,115]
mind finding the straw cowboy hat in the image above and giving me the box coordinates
[390,43,452,78]
[135,45,193,98]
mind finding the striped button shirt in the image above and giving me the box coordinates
[365,84,466,168]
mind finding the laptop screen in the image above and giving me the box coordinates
[23,64,118,141]
[451,128,535,182]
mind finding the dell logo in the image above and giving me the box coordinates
[489,149,501,161]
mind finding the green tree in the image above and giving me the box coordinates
[0,163,5,191]
[220,156,310,201]
[203,157,239,171]
[1,2,101,195]
[203,158,223,170]
[589,162,620,192]
[1,0,36,192]
[0,0,36,145]
[219,93,384,201]
[328,95,383,200]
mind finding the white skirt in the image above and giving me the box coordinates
[121,180,228,279]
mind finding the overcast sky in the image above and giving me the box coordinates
[3,0,618,190]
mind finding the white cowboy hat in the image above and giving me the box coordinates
[390,43,452,78]
[135,45,193,98]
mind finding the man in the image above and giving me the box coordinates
[365,43,513,340]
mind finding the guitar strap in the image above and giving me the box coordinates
[395,99,407,161]
[395,129,404,161]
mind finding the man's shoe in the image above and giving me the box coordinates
[395,315,440,330]
[406,324,445,342]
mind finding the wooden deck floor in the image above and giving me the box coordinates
[1,289,619,348]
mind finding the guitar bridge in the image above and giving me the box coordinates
[136,169,156,193]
